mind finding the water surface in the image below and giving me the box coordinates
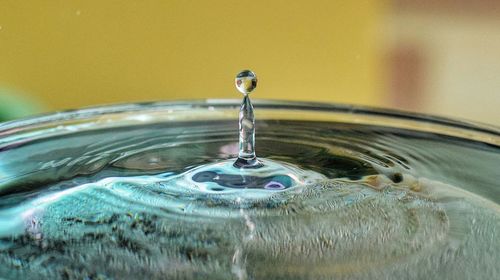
[0,120,499,279]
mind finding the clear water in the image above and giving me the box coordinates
[0,119,499,279]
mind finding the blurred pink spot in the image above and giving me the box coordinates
[220,142,239,156]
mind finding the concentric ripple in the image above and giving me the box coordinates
[0,120,499,279]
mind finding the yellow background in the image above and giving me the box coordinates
[0,1,383,113]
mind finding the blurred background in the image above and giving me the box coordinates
[0,1,499,124]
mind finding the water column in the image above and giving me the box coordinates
[233,70,263,169]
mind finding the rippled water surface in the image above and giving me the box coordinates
[0,120,499,279]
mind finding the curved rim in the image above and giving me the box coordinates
[0,99,499,137]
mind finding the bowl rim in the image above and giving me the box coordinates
[0,99,500,150]
[0,99,500,136]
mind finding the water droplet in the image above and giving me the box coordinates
[235,70,257,95]
[234,70,262,169]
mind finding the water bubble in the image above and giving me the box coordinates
[235,70,257,95]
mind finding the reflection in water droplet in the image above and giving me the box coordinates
[235,70,257,95]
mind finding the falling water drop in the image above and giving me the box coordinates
[234,70,263,169]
